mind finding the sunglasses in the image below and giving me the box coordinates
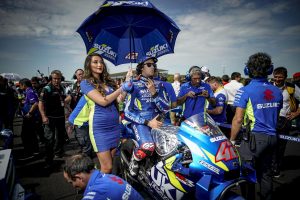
[144,63,157,68]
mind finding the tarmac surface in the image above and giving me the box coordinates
[9,117,300,200]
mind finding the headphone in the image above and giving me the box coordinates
[185,66,204,81]
[49,70,63,81]
[73,69,84,79]
[244,65,274,76]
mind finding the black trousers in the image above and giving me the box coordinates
[239,132,277,200]
[21,117,39,155]
[34,116,45,143]
[226,104,236,124]
[74,126,92,157]
[43,117,65,164]
[272,116,292,173]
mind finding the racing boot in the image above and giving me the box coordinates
[129,155,139,177]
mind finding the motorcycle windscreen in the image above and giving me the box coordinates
[183,113,224,137]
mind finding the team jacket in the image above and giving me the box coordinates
[124,77,170,124]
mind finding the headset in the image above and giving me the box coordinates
[244,64,274,76]
[185,66,204,81]
[49,70,63,81]
[73,69,84,80]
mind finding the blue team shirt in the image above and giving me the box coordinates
[208,88,227,123]
[22,87,39,116]
[233,78,283,135]
[178,81,214,119]
[162,81,177,103]
[83,170,143,200]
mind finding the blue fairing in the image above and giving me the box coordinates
[164,113,255,199]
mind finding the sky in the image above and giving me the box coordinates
[0,0,300,80]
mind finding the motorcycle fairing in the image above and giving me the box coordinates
[164,156,187,193]
[164,155,196,188]
[178,116,241,181]
[148,160,185,200]
[196,174,252,200]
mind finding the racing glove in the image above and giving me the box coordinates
[121,80,133,92]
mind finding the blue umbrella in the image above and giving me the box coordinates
[77,0,180,65]
[0,73,22,82]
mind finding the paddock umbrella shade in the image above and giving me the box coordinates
[0,73,22,82]
[77,0,180,65]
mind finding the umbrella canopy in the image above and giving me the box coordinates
[0,73,22,82]
[77,0,180,65]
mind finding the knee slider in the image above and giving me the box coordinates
[134,142,155,160]
[141,142,155,156]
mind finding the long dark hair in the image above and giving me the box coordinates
[83,53,117,96]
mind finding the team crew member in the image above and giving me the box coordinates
[124,56,170,177]
[230,52,283,200]
[80,53,131,173]
[39,70,69,168]
[67,69,93,158]
[63,154,143,200]
[177,66,215,119]
[31,76,46,144]
[68,95,93,158]
[207,76,228,124]
[292,72,300,130]
[224,72,243,123]
[19,78,40,160]
[68,69,85,110]
[271,67,300,177]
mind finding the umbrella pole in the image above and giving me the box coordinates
[129,29,135,75]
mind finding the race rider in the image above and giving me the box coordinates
[124,56,170,177]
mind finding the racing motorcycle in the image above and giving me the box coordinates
[119,112,256,200]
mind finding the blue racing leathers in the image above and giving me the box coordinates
[124,77,169,160]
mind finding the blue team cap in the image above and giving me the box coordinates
[138,56,158,65]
